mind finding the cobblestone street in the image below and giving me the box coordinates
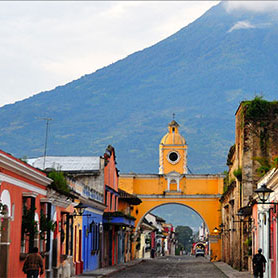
[106,256,227,278]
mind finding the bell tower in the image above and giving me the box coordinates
[159,120,187,175]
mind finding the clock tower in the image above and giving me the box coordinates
[159,120,187,175]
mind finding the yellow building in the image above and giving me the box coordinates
[119,120,224,260]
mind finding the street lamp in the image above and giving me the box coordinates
[74,203,88,216]
[254,184,274,204]
[213,225,232,234]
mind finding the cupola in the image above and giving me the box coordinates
[159,120,187,175]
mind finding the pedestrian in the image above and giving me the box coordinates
[22,247,44,278]
[151,248,155,258]
[252,248,266,278]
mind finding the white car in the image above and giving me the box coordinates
[195,249,205,257]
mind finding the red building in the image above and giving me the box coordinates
[0,150,52,278]
[102,145,120,266]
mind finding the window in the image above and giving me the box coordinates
[110,194,113,211]
[106,191,109,206]
[21,196,36,254]
[91,222,99,252]
[115,196,118,211]
[39,203,47,253]
[60,212,73,256]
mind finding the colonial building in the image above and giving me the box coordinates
[253,168,278,278]
[28,155,107,276]
[118,188,141,263]
[220,98,278,271]
[162,222,175,256]
[102,145,142,267]
[0,150,52,278]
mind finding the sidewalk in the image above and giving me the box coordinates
[74,259,144,278]
[214,261,253,278]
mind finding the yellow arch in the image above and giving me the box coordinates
[119,173,223,261]
[119,120,223,261]
[135,201,213,232]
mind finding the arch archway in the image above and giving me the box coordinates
[136,202,207,231]
[119,121,223,261]
[119,173,223,261]
[0,189,11,217]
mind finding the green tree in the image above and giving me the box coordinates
[175,226,193,252]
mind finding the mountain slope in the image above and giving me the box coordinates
[1,2,278,174]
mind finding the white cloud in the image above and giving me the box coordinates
[0,1,219,107]
[224,1,278,13]
[228,20,256,32]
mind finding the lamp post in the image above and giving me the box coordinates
[73,203,92,217]
[254,183,278,274]
[254,184,274,204]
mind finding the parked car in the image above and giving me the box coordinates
[195,249,205,257]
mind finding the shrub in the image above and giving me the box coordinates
[233,168,242,182]
[48,170,70,193]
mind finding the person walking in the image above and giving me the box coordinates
[23,247,44,278]
[252,248,266,278]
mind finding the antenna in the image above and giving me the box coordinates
[41,118,52,170]
[173,113,176,120]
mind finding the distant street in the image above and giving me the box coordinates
[106,256,228,278]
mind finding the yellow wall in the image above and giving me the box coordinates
[73,207,83,263]
[120,175,223,197]
[119,120,223,261]
[160,146,187,174]
[119,174,223,261]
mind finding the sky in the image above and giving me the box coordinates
[1,1,278,108]
[0,1,219,107]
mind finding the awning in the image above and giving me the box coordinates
[103,211,135,227]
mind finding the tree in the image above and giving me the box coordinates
[175,226,193,252]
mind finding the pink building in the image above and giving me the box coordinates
[0,150,52,278]
[253,168,278,278]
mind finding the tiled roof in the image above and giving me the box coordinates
[27,156,100,172]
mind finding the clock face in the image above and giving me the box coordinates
[167,151,180,164]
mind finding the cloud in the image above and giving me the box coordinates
[228,20,256,32]
[0,1,219,107]
[224,1,278,13]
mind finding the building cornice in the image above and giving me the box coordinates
[0,153,52,186]
[137,194,222,199]
[0,173,47,195]
[79,196,107,212]
[185,174,225,179]
[120,173,224,179]
[120,173,161,179]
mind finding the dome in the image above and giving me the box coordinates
[160,120,186,145]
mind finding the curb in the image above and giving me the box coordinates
[76,259,144,278]
[213,261,253,278]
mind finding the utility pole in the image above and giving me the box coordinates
[42,118,52,170]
